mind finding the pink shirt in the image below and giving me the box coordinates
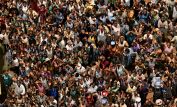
[37,84,45,93]
[164,44,173,54]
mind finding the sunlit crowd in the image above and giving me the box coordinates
[0,0,177,107]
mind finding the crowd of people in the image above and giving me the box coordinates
[0,0,177,107]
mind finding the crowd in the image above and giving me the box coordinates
[0,0,177,107]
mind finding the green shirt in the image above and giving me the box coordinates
[2,74,11,87]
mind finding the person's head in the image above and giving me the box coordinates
[119,36,125,41]
[129,82,133,88]
[1,28,6,33]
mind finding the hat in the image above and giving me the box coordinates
[155,99,163,106]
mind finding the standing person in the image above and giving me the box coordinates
[11,56,20,75]
[38,5,47,24]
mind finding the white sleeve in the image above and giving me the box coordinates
[158,20,162,28]
[171,36,177,42]
[149,34,153,39]
[173,7,177,19]
[20,85,26,95]
[164,21,168,29]
[143,34,147,40]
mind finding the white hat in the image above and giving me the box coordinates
[155,99,163,106]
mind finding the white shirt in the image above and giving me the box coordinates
[89,0,95,5]
[112,24,121,36]
[89,17,95,24]
[66,44,73,51]
[38,0,47,7]
[0,33,5,40]
[13,58,19,67]
[60,39,66,49]
[152,76,161,88]
[80,82,86,88]
[46,49,53,59]
[158,20,168,29]
[87,85,98,93]
[85,78,92,87]
[117,65,125,76]
[151,0,158,4]
[143,34,153,40]
[122,0,130,6]
[173,7,177,19]
[22,5,28,13]
[14,84,26,95]
[108,9,114,17]
[68,5,74,11]
[171,36,177,43]
[100,16,106,23]
[132,96,141,107]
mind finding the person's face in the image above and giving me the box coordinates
[41,5,45,10]
[120,37,124,41]
[2,30,5,34]
[17,81,21,86]
[167,43,170,47]
[143,9,147,14]
[130,83,133,88]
